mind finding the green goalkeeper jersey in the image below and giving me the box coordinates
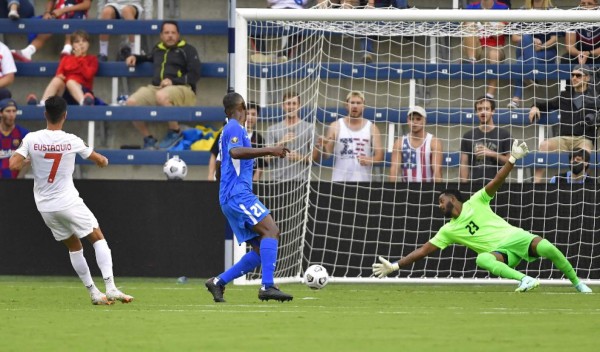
[430,189,527,254]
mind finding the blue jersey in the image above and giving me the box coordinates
[219,119,254,204]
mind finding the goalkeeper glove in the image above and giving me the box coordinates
[372,256,400,278]
[508,139,529,165]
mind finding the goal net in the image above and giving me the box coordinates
[234,5,600,285]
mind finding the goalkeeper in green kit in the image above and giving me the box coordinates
[373,140,592,293]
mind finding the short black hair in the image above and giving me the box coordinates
[439,189,465,203]
[474,95,496,112]
[161,20,179,33]
[222,92,245,117]
[247,101,260,115]
[571,148,590,163]
[44,96,67,124]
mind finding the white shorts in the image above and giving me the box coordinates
[40,203,99,242]
[104,3,143,19]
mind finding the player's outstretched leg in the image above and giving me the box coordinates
[93,237,134,303]
[205,251,262,303]
[535,239,592,293]
[475,252,539,292]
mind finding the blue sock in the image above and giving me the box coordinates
[217,250,261,285]
[260,238,278,288]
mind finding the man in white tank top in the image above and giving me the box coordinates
[313,91,384,181]
[389,106,443,182]
[9,96,133,305]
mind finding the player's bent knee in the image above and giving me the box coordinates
[475,252,496,269]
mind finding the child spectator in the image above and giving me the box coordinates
[12,0,92,62]
[32,30,98,106]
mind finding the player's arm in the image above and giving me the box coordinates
[431,136,443,182]
[230,146,289,159]
[388,138,402,182]
[484,139,529,197]
[8,152,26,171]
[88,151,109,168]
[372,242,439,278]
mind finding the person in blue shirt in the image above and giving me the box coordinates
[549,148,594,184]
[205,92,293,303]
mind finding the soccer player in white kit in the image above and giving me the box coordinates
[9,96,133,305]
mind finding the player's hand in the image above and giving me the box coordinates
[509,139,529,164]
[270,146,290,158]
[372,256,399,278]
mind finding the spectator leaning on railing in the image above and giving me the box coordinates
[125,20,201,150]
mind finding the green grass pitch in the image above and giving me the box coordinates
[0,276,598,352]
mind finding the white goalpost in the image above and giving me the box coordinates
[233,5,600,285]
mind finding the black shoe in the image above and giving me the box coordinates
[205,277,226,303]
[258,286,293,302]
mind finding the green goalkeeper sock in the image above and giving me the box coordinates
[476,253,525,281]
[535,239,580,285]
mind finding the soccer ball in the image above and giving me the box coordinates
[163,156,188,180]
[304,264,329,290]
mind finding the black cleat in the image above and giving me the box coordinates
[205,277,226,303]
[258,286,293,302]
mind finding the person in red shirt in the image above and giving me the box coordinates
[38,30,98,106]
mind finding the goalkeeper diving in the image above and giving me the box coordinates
[373,140,592,293]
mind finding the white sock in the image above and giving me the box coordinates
[99,41,108,56]
[69,249,94,288]
[22,45,36,59]
[93,239,116,291]
[62,44,72,54]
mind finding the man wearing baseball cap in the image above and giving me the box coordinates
[389,106,443,182]
[0,98,29,178]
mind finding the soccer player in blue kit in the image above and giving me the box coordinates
[205,92,293,303]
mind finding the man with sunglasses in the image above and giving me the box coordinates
[529,64,599,183]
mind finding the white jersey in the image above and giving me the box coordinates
[400,132,434,182]
[15,130,93,212]
[331,118,373,182]
[0,41,17,78]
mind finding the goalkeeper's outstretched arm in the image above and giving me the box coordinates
[372,242,439,278]
[484,139,529,198]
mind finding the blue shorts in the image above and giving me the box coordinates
[221,193,270,245]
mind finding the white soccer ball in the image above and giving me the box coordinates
[304,264,329,290]
[163,156,188,180]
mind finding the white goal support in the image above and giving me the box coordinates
[233,5,600,286]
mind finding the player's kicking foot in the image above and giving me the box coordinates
[515,276,539,292]
[106,289,134,303]
[575,282,593,293]
[205,277,226,303]
[258,285,293,302]
[90,291,113,305]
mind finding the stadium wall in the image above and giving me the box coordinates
[0,180,225,278]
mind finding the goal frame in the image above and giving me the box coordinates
[232,8,600,286]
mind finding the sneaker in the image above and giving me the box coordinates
[26,93,38,106]
[575,282,593,293]
[82,92,95,106]
[90,291,113,305]
[11,49,31,63]
[106,289,134,303]
[515,276,540,292]
[258,285,293,302]
[205,277,226,303]
[361,53,374,64]
[507,100,520,109]
[143,136,158,150]
[97,54,108,62]
[485,93,494,100]
[157,130,183,149]
[8,9,20,20]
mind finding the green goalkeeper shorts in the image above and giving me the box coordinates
[494,231,539,268]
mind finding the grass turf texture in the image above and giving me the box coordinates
[0,276,598,352]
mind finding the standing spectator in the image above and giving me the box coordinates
[561,0,600,67]
[462,0,509,100]
[0,40,17,100]
[208,102,267,181]
[265,91,315,181]
[313,91,384,181]
[125,20,201,149]
[9,96,134,305]
[0,99,28,178]
[529,64,598,183]
[32,30,98,106]
[460,95,512,184]
[508,0,558,108]
[11,0,92,62]
[389,106,443,182]
[0,0,34,20]
[96,0,153,62]
[549,148,594,184]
